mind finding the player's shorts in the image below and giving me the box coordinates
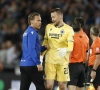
[67,63,85,87]
[45,62,70,82]
[86,66,100,87]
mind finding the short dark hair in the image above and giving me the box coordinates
[72,22,81,32]
[28,12,40,25]
[51,8,63,15]
[90,26,100,36]
[74,17,85,28]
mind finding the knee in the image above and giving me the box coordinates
[59,82,66,90]
[46,84,53,90]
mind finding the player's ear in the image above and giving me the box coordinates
[60,14,63,19]
[90,31,93,37]
[30,20,34,24]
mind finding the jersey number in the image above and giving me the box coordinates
[64,68,68,74]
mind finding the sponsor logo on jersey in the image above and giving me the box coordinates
[49,33,62,39]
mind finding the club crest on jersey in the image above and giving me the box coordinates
[60,30,64,34]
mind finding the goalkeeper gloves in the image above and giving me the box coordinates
[57,48,68,58]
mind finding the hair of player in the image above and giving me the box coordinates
[90,26,100,36]
[74,17,85,28]
[51,8,63,15]
[28,12,40,25]
[72,22,81,32]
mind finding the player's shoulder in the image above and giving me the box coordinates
[64,24,73,31]
[64,24,74,34]
[95,37,100,44]
[64,24,72,29]
[46,23,54,27]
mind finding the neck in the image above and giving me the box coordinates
[30,25,34,28]
[58,20,64,27]
[92,36,98,41]
[30,25,37,30]
[80,28,83,31]
[74,31,80,34]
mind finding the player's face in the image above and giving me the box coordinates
[51,12,60,26]
[32,15,41,30]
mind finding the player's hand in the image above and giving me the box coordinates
[37,64,43,71]
[45,45,50,50]
[57,48,68,58]
[91,71,96,80]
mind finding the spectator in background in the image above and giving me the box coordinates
[0,0,99,71]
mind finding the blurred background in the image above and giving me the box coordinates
[0,0,100,90]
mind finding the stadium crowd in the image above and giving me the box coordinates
[0,0,100,68]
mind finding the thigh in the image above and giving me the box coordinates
[77,64,85,87]
[67,63,80,86]
[26,66,45,90]
[57,64,70,82]
[20,67,31,90]
[45,63,56,80]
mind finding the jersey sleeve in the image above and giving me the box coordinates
[86,35,89,52]
[67,27,74,52]
[42,25,48,46]
[93,46,100,55]
[28,31,41,65]
[41,25,49,55]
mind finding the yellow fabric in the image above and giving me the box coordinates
[45,63,70,81]
[88,83,95,90]
[42,23,74,65]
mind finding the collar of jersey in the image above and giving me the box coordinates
[29,26,38,33]
[55,24,64,28]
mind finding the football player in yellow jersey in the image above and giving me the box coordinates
[42,8,74,90]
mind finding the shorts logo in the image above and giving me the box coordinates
[64,68,68,74]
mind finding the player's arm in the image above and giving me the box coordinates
[93,54,100,70]
[66,28,74,52]
[28,31,41,65]
[91,47,100,79]
[41,25,49,55]
[42,27,48,46]
[92,47,100,70]
[58,27,74,57]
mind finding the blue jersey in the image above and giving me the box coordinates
[20,26,41,66]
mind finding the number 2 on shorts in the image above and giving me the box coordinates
[64,68,68,74]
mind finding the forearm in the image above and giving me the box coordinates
[93,59,100,70]
[67,41,74,52]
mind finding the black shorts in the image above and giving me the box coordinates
[67,63,85,87]
[20,66,45,90]
[86,66,100,86]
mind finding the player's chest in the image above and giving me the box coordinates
[47,27,67,40]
